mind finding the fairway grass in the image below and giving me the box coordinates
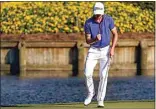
[1,101,155,109]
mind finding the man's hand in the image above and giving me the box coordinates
[110,27,118,60]
[85,33,101,44]
[96,34,101,41]
[109,47,114,58]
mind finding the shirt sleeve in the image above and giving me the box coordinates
[109,17,115,30]
[84,21,91,34]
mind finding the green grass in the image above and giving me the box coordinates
[1,101,155,109]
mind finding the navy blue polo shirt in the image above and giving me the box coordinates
[84,14,115,48]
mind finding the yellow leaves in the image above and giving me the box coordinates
[1,1,155,34]
[73,26,79,32]
[64,27,69,31]
[25,16,31,20]
[80,28,84,32]
[48,13,51,16]
[54,28,59,33]
[34,28,43,33]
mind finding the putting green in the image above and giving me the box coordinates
[1,101,154,109]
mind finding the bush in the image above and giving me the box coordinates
[1,2,155,34]
[104,2,155,33]
[124,1,155,11]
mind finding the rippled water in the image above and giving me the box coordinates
[1,75,154,105]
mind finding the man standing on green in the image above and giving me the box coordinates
[84,2,118,107]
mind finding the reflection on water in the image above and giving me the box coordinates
[1,75,154,105]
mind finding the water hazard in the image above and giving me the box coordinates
[1,75,154,105]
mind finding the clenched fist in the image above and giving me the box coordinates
[96,34,101,41]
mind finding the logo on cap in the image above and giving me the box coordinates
[94,7,103,11]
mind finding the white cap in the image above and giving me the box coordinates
[93,2,104,15]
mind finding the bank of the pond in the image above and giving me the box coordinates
[1,101,155,109]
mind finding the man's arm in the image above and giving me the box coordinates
[110,27,118,57]
[85,34,101,45]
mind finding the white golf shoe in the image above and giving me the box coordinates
[84,94,94,106]
[97,101,104,108]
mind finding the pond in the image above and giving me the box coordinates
[1,75,154,106]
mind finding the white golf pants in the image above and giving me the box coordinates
[84,45,110,101]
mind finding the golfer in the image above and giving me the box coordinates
[84,2,118,107]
